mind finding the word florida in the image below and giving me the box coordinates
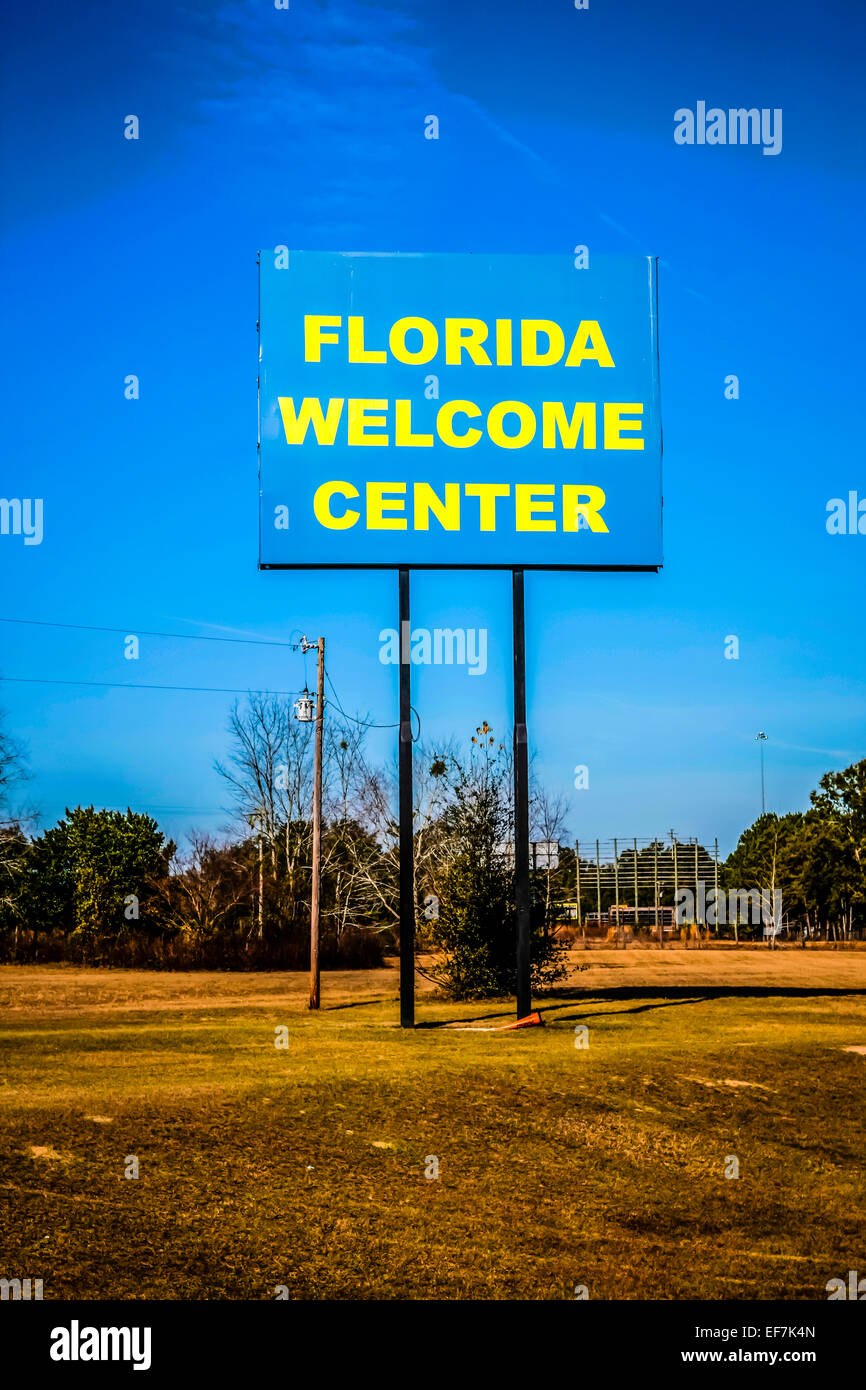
[301,314,618,368]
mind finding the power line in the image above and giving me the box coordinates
[99,806,231,815]
[1,644,413,731]
[0,676,299,695]
[0,617,293,648]
[324,671,396,729]
[325,671,421,741]
[0,670,408,729]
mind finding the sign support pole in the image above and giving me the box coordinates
[513,568,531,1018]
[399,568,415,1028]
[309,635,325,1009]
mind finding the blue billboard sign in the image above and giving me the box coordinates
[258,252,662,569]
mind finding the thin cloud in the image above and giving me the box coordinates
[770,740,861,759]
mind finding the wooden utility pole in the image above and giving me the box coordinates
[247,810,264,939]
[309,636,325,1009]
[257,819,264,938]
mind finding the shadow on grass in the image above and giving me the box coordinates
[415,997,712,1028]
[542,984,866,1002]
[324,998,393,1013]
[547,995,713,1022]
[541,983,866,1023]
[414,984,866,1029]
[415,1010,514,1029]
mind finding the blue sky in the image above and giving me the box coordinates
[1,0,864,855]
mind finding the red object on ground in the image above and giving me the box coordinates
[498,1011,543,1030]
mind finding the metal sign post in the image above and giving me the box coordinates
[513,568,531,1019]
[398,569,415,1028]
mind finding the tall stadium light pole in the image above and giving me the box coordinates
[756,731,768,814]
[575,842,582,935]
[595,840,602,923]
[654,840,661,945]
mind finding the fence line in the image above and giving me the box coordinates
[568,835,720,934]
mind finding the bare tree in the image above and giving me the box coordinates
[216,696,400,938]
[320,718,390,936]
[343,739,449,937]
[531,787,570,932]
[215,695,313,884]
[0,709,30,827]
[0,711,32,930]
[159,832,250,936]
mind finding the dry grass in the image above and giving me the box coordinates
[0,948,864,1300]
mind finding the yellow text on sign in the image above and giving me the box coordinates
[277,398,644,450]
[302,316,616,368]
[311,482,609,532]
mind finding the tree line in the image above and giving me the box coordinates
[0,698,863,994]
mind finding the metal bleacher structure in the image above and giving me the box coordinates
[562,836,722,937]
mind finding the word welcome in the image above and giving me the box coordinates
[278,397,644,451]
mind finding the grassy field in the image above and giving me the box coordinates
[1,947,864,1300]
